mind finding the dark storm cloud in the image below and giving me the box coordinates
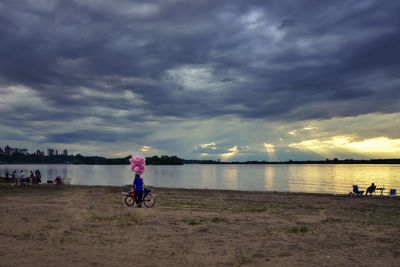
[1,0,400,137]
[45,129,147,144]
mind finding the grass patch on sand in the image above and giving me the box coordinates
[170,245,193,256]
[18,231,33,240]
[262,226,274,237]
[293,205,324,215]
[0,184,75,195]
[162,198,283,214]
[321,217,344,224]
[160,199,225,211]
[334,205,400,226]
[57,236,79,244]
[186,216,228,226]
[38,231,49,241]
[231,200,286,214]
[186,219,202,226]
[236,250,254,266]
[234,205,267,213]
[288,226,309,234]
[210,217,228,223]
[88,212,141,227]
[70,225,88,233]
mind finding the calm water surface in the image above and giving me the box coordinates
[1,164,400,194]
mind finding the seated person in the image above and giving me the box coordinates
[366,183,376,195]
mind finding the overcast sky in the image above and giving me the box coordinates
[1,0,400,161]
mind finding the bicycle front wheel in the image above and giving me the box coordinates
[124,195,135,206]
[143,193,156,208]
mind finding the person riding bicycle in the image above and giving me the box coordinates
[133,173,144,207]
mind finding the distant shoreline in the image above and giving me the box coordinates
[1,152,400,165]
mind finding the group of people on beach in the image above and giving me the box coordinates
[5,169,42,185]
[351,182,378,196]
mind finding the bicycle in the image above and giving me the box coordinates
[123,188,156,208]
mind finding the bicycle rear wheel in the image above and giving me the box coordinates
[143,193,155,208]
[124,195,135,206]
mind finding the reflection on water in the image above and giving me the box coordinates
[221,165,238,190]
[1,164,400,194]
[201,165,217,189]
[263,166,275,191]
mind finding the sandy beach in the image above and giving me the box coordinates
[1,184,399,266]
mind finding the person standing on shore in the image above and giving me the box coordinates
[133,173,144,207]
[12,171,17,184]
[20,170,25,185]
[29,171,34,184]
[35,170,42,184]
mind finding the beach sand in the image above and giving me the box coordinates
[1,184,399,266]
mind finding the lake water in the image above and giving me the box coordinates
[1,164,400,195]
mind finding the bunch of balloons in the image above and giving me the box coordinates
[130,154,146,174]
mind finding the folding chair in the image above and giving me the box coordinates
[352,185,364,195]
[389,189,397,197]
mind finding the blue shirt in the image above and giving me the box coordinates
[134,176,143,191]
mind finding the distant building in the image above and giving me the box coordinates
[8,147,16,155]
[2,146,28,155]
[0,147,3,154]
[47,148,54,156]
[63,149,68,156]
[55,149,58,156]
[36,150,45,156]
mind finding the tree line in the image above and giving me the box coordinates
[0,153,184,165]
[1,153,399,165]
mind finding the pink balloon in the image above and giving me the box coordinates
[130,154,146,174]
